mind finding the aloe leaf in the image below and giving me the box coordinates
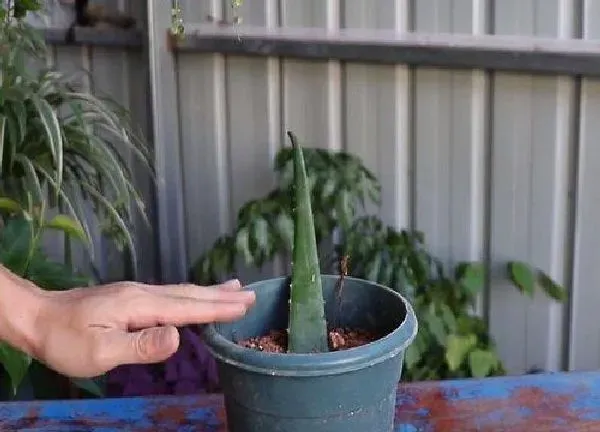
[287,131,329,354]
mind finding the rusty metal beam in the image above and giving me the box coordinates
[175,25,600,77]
[1,371,599,430]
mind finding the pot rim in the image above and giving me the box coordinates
[202,275,418,377]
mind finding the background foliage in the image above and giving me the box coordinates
[0,0,152,275]
[0,200,103,399]
[192,145,568,381]
[0,0,152,400]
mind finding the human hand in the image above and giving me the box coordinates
[30,279,254,378]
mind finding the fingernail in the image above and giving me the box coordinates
[156,326,178,347]
[232,303,248,316]
[239,290,255,303]
[221,279,242,290]
[138,327,179,362]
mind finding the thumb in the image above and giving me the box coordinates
[107,326,180,367]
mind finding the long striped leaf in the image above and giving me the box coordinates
[0,115,5,177]
[0,197,22,214]
[44,214,88,245]
[79,180,138,277]
[14,154,44,205]
[31,161,92,248]
[29,94,63,189]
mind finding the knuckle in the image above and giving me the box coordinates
[117,284,150,306]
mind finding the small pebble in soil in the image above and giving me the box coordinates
[237,328,381,353]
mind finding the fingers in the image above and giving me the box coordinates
[100,326,181,368]
[127,295,251,329]
[214,279,244,291]
[161,297,250,325]
[146,279,255,306]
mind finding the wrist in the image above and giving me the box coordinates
[0,266,47,357]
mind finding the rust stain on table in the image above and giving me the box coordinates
[1,371,599,431]
[395,372,600,431]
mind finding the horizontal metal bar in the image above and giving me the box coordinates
[176,25,600,76]
[44,27,143,49]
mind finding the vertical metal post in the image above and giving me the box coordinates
[146,0,188,282]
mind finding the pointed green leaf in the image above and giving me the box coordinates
[439,303,457,333]
[445,334,477,371]
[0,217,35,276]
[425,306,447,346]
[537,271,567,302]
[287,131,328,353]
[25,255,90,291]
[508,261,535,297]
[4,113,18,170]
[78,179,138,272]
[0,114,6,176]
[456,262,486,297]
[30,93,63,189]
[335,190,353,229]
[404,344,421,369]
[321,178,336,200]
[275,212,293,248]
[0,342,31,397]
[378,261,393,287]
[235,227,252,264]
[468,349,499,378]
[14,153,44,206]
[365,253,382,282]
[70,377,104,397]
[32,164,93,253]
[251,217,270,255]
[394,266,414,299]
[44,214,89,244]
[0,197,22,214]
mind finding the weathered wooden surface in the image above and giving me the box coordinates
[0,371,598,431]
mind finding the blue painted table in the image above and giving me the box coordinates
[1,371,598,431]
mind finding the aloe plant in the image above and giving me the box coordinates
[286,131,329,353]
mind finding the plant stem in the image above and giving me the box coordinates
[333,255,349,327]
[286,131,329,353]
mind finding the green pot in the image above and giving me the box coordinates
[203,275,418,432]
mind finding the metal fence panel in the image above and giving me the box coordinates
[35,0,600,375]
[570,0,600,371]
[40,0,156,282]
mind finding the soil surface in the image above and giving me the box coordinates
[237,328,381,353]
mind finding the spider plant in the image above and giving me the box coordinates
[0,11,153,273]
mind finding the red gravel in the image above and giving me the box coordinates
[237,328,381,353]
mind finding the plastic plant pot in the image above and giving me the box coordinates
[203,274,418,432]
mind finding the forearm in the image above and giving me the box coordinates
[0,265,45,356]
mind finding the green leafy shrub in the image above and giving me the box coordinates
[191,142,567,380]
[0,3,153,273]
[0,198,103,399]
[0,2,151,399]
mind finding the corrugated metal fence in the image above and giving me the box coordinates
[40,0,600,376]
[37,0,156,285]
